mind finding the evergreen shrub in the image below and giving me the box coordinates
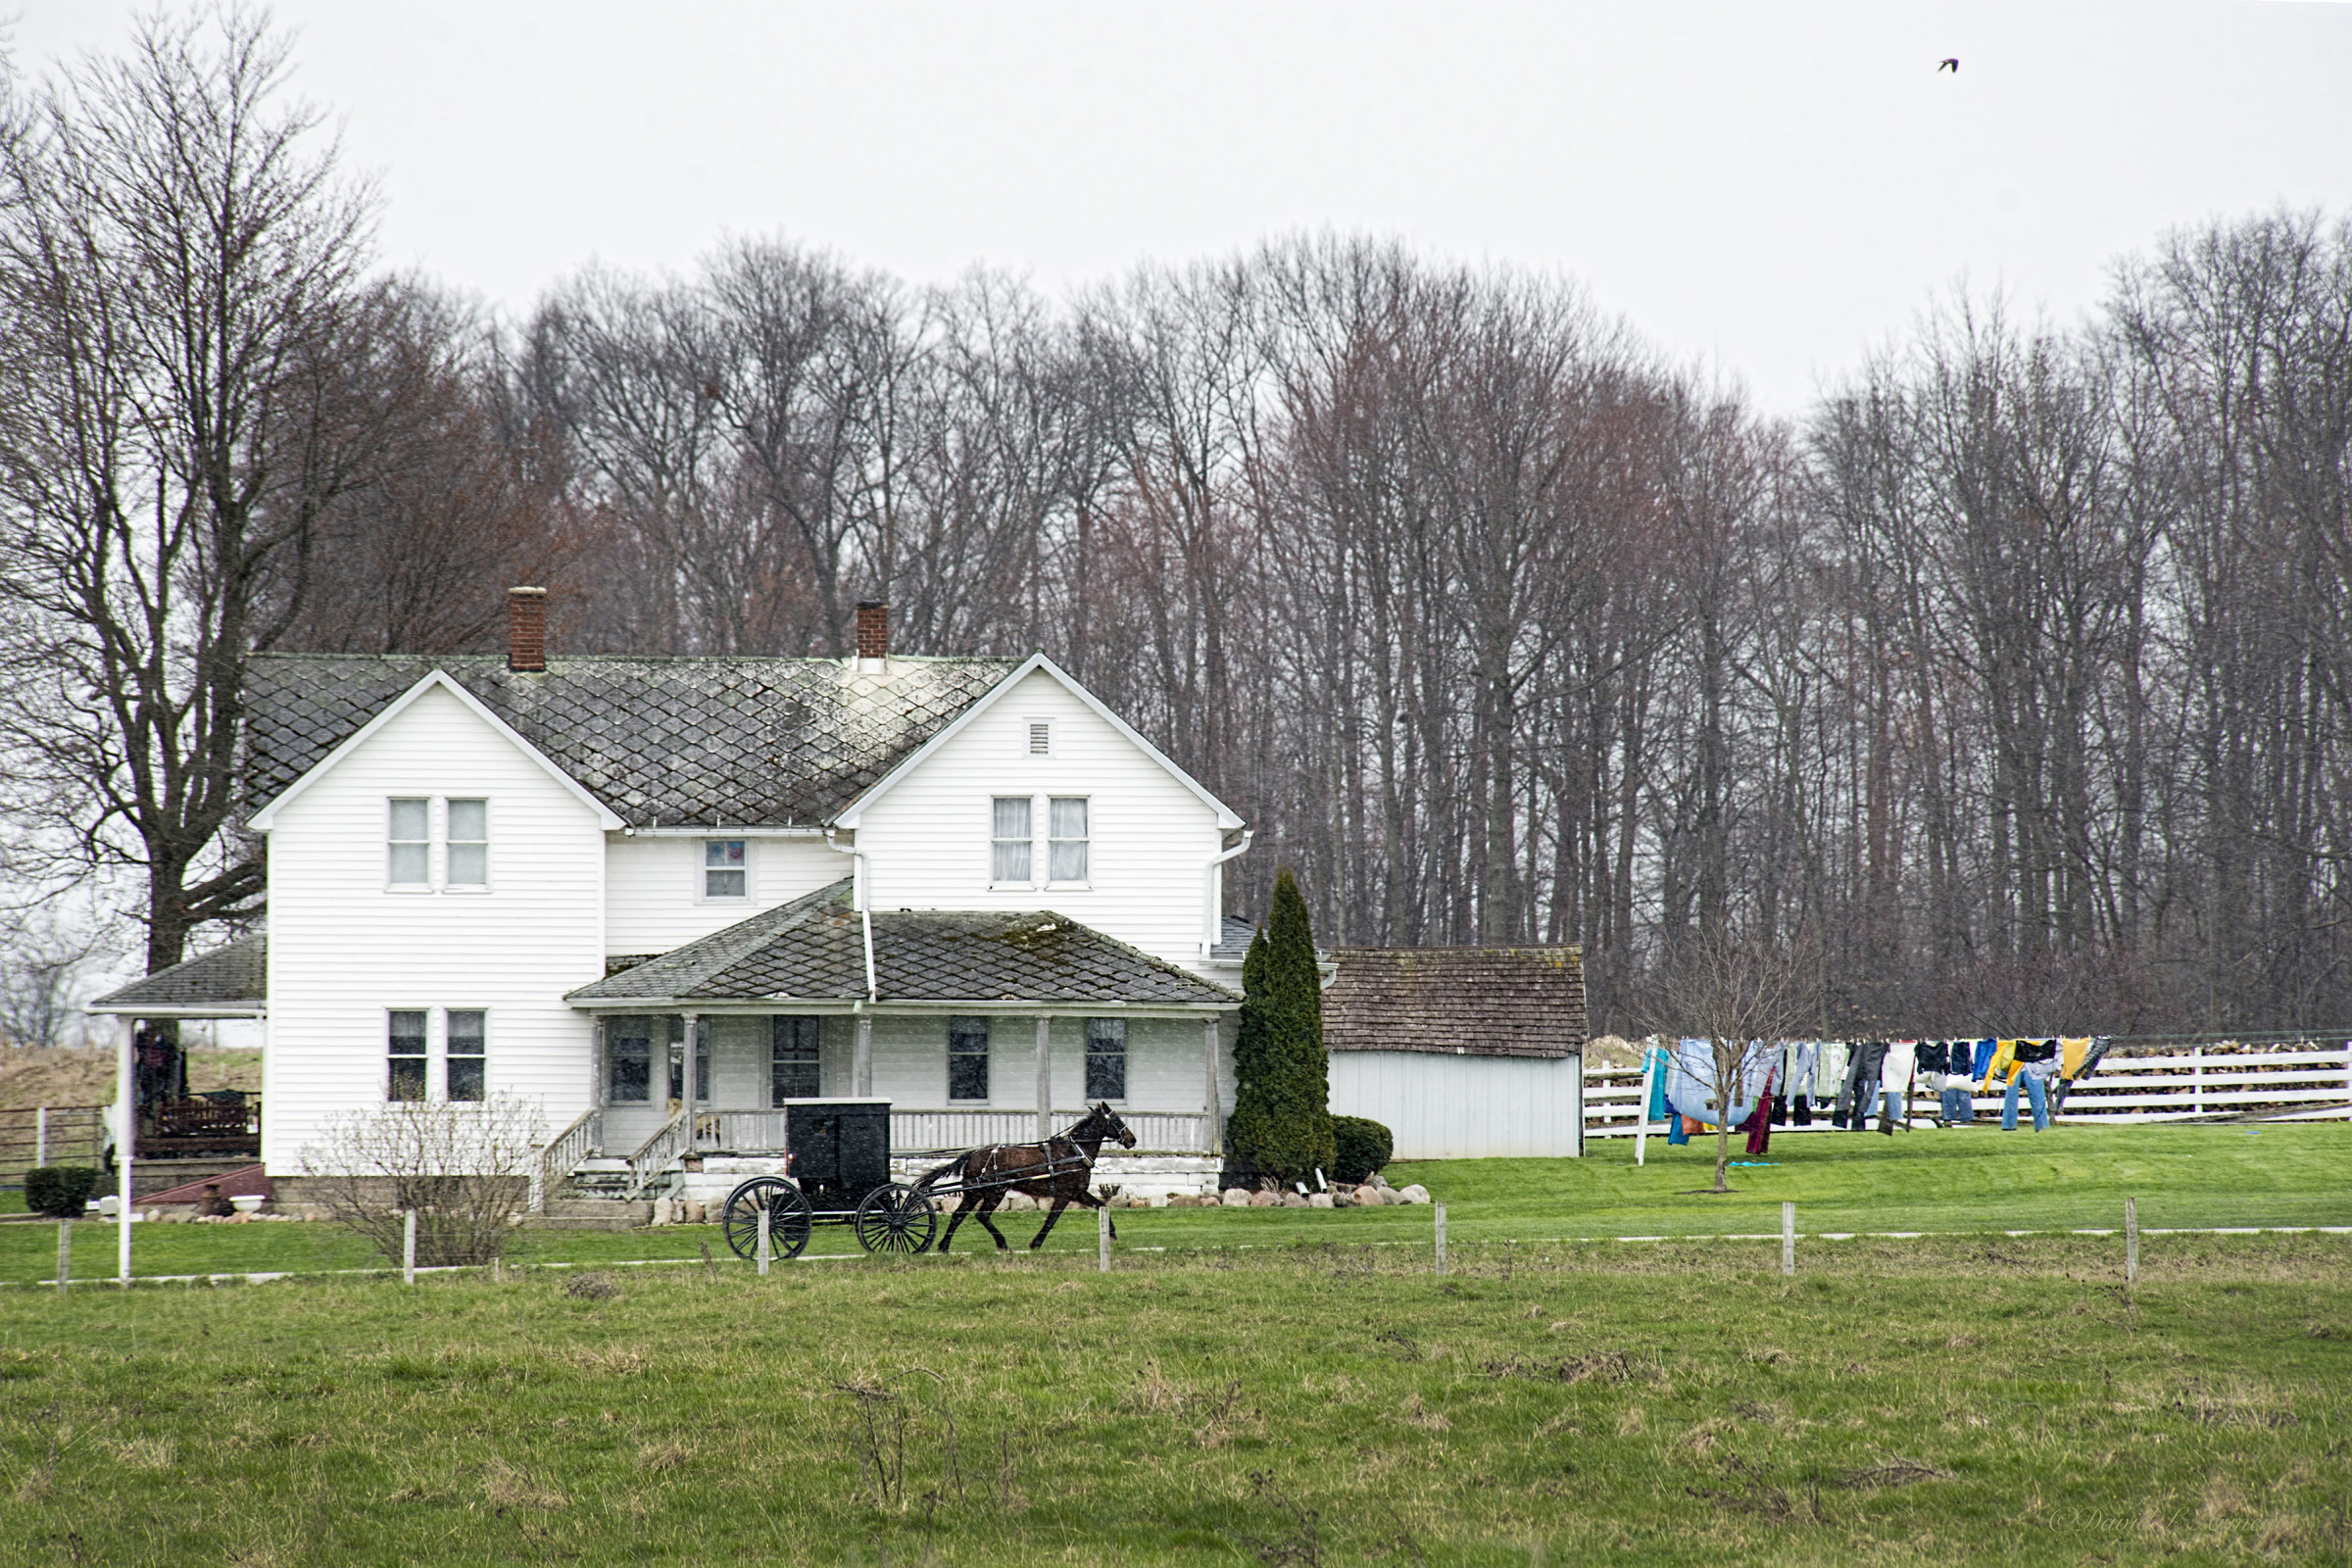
[24,1164,100,1218]
[1330,1116,1394,1185]
[1223,867,1336,1186]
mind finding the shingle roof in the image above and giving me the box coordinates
[1207,915,1256,964]
[568,880,1238,1007]
[1323,946,1586,1058]
[90,936,268,1013]
[245,654,1018,828]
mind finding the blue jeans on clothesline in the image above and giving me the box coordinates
[1940,1087,1974,1123]
[2001,1073,2051,1132]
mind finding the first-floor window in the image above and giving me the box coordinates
[771,1016,820,1103]
[1085,1017,1126,1101]
[446,1010,487,1102]
[389,1010,427,1102]
[948,1015,990,1102]
[609,1018,652,1102]
[694,1019,711,1102]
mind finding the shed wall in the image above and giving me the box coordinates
[1328,1051,1583,1159]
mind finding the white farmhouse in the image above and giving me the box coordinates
[93,593,1251,1207]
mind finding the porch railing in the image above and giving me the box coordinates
[536,1107,602,1210]
[624,1109,695,1200]
[681,1106,1215,1156]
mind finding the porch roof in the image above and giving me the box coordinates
[566,879,1237,1009]
[88,936,268,1017]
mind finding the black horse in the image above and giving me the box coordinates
[917,1102,1136,1251]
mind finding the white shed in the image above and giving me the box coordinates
[1323,946,1586,1159]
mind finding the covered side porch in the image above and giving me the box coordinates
[554,886,1239,1200]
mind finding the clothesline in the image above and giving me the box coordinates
[1635,1036,2111,1162]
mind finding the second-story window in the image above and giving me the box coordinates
[705,839,748,899]
[991,797,1032,883]
[388,800,430,887]
[1049,797,1089,882]
[446,800,488,887]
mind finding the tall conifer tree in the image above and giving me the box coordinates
[1225,868,1335,1184]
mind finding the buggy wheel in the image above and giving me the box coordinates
[854,1183,938,1254]
[720,1177,813,1262]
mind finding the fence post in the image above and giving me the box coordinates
[757,1201,772,1277]
[2125,1196,2138,1284]
[1434,1201,1447,1277]
[1781,1201,1795,1277]
[403,1209,417,1286]
[35,1105,47,1167]
[1098,1203,1111,1273]
[57,1219,71,1296]
[2190,1047,2203,1115]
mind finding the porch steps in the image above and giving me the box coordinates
[527,1197,654,1232]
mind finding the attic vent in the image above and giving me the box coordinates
[1027,720,1052,756]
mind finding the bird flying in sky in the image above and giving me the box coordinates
[1938,58,1960,73]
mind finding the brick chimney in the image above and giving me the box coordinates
[855,601,889,669]
[507,586,548,672]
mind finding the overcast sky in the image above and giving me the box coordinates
[12,1,2352,415]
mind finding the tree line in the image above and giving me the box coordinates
[5,11,2349,1037]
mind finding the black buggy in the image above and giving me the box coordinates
[717,1099,939,1259]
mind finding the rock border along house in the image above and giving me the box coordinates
[94,592,1254,1204]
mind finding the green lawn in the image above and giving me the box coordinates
[2,1123,2347,1285]
[2,1231,2348,1564]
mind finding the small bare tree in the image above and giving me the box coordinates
[1646,925,1816,1193]
[299,1094,545,1267]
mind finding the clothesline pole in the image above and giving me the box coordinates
[1434,1201,1446,1277]
[2125,1196,2138,1284]
[1635,1050,1655,1167]
[403,1209,417,1286]
[1781,1201,1795,1277]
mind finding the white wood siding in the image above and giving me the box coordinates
[1329,1052,1584,1159]
[853,670,1226,972]
[604,835,845,956]
[262,683,605,1168]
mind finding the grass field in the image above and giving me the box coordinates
[5,1122,2347,1284]
[3,1230,2349,1565]
[0,1125,2349,1563]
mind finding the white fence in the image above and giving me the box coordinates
[1583,1043,2352,1138]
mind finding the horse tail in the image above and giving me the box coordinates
[912,1152,967,1195]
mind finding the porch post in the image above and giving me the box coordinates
[854,1012,873,1097]
[116,1014,135,1285]
[1035,1016,1053,1142]
[683,1011,701,1119]
[1203,1016,1223,1156]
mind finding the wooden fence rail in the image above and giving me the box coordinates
[1583,1043,2352,1137]
[0,1105,109,1172]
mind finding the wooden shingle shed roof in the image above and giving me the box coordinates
[1323,946,1586,1058]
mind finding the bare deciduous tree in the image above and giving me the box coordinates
[298,1093,545,1267]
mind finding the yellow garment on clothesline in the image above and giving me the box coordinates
[2059,1037,2093,1079]
[1981,1039,2021,1093]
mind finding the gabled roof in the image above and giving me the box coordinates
[832,653,1244,831]
[245,654,1019,829]
[89,936,268,1016]
[567,879,1236,1007]
[1323,946,1586,1058]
